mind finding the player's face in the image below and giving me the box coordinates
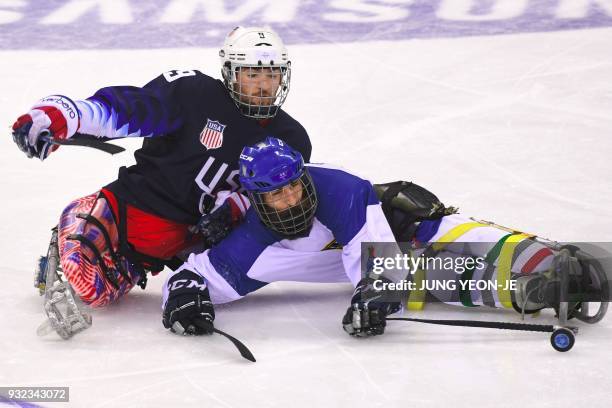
[262,180,303,211]
[235,67,282,107]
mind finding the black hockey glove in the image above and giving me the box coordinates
[162,269,215,335]
[195,200,234,247]
[342,277,401,337]
[195,193,248,247]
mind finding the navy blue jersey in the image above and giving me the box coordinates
[72,70,311,224]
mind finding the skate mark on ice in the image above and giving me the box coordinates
[289,301,390,402]
[182,372,237,408]
[91,377,177,408]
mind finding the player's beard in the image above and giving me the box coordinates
[238,93,278,118]
[241,93,275,107]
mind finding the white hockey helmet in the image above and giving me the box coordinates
[220,26,291,119]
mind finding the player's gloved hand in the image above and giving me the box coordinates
[342,277,400,337]
[194,192,249,247]
[11,95,80,160]
[162,269,215,335]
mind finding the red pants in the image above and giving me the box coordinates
[101,189,199,260]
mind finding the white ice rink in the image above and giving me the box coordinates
[1,25,612,408]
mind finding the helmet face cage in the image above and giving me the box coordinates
[249,170,317,237]
[223,63,291,120]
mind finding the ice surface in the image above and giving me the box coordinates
[1,22,612,408]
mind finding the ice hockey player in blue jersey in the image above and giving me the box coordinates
[164,138,402,333]
[162,136,402,336]
[162,137,609,339]
[11,27,312,311]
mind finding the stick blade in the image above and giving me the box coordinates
[192,318,256,362]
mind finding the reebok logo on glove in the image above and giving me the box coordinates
[39,95,79,120]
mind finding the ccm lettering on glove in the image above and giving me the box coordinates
[162,269,215,336]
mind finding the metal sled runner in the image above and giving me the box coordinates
[34,227,92,339]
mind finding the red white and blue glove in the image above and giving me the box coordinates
[11,95,80,160]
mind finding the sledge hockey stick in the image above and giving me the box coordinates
[40,131,126,155]
[387,317,581,352]
[193,318,256,362]
[387,317,561,333]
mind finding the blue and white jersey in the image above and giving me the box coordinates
[162,164,396,305]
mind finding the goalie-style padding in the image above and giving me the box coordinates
[373,181,458,242]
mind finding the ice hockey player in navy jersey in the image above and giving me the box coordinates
[11,27,311,309]
[162,137,609,339]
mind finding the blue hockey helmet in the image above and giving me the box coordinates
[239,137,317,236]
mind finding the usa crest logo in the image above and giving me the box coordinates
[200,119,226,150]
